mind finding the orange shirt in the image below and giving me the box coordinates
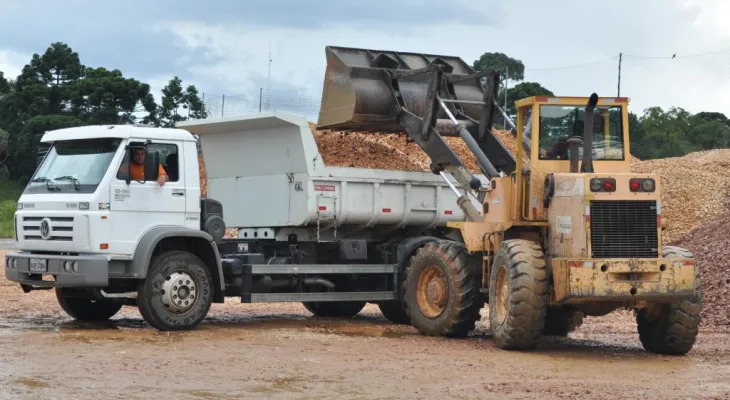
[127,162,167,181]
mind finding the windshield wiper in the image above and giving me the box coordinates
[30,176,60,191]
[53,176,80,191]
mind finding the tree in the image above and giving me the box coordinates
[498,81,553,118]
[472,52,525,86]
[154,76,207,128]
[0,72,8,95]
[0,42,163,180]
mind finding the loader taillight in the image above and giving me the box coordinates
[590,178,616,192]
[629,178,655,192]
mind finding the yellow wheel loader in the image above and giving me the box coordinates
[316,46,702,354]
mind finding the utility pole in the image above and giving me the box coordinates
[617,52,622,97]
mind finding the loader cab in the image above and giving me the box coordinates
[515,96,632,174]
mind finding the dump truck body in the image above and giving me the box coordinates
[189,112,486,241]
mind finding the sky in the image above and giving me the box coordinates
[1,0,729,121]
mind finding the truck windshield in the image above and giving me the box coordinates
[538,105,625,161]
[25,138,122,194]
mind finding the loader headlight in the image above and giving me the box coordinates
[590,179,602,192]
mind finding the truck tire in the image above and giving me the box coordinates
[403,240,482,338]
[137,250,214,331]
[377,300,410,324]
[489,239,548,350]
[55,288,123,321]
[636,246,702,355]
[302,301,366,317]
[543,307,585,336]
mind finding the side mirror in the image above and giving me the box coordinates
[144,149,160,182]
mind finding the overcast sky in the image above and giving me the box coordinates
[1,0,729,121]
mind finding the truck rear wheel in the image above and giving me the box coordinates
[403,240,482,338]
[543,307,585,336]
[302,301,366,317]
[377,300,410,324]
[55,288,123,321]
[636,246,702,355]
[489,239,548,350]
[137,251,214,331]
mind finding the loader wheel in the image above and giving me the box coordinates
[489,239,548,350]
[55,288,123,321]
[137,251,214,331]
[543,307,585,336]
[636,246,702,355]
[302,301,366,317]
[403,240,482,338]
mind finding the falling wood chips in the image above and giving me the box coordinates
[200,125,730,262]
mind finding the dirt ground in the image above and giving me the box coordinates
[1,251,730,400]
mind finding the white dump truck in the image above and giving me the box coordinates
[4,111,486,330]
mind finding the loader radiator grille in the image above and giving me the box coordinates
[590,201,658,258]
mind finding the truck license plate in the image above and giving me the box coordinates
[29,259,47,273]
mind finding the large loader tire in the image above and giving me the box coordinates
[636,246,702,355]
[403,240,482,338]
[489,239,549,350]
[56,288,123,321]
[543,307,585,336]
[302,301,366,318]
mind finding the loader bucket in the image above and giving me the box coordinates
[317,46,485,132]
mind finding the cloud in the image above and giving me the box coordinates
[0,0,729,120]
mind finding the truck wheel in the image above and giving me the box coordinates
[543,307,585,336]
[403,240,482,338]
[377,300,410,324]
[636,246,702,355]
[137,251,214,331]
[55,288,123,321]
[489,239,548,350]
[302,301,366,317]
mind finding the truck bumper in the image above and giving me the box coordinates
[4,252,109,288]
[551,257,697,304]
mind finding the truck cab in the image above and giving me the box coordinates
[5,125,226,330]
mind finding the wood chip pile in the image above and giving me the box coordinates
[632,149,730,243]
[672,210,730,328]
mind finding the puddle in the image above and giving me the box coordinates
[14,378,50,389]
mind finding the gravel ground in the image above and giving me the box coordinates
[2,251,730,399]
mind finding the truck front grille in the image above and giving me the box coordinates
[22,216,74,241]
[590,201,658,258]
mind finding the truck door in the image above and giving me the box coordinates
[109,139,186,255]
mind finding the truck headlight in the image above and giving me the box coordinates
[79,202,89,210]
[17,202,22,210]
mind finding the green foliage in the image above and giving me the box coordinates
[0,180,23,238]
[499,82,554,117]
[0,42,206,183]
[472,52,525,85]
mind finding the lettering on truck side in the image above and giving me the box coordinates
[314,184,336,192]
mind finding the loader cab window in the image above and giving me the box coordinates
[538,105,625,161]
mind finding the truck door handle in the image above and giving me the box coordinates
[172,191,184,196]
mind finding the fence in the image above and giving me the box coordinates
[198,50,730,123]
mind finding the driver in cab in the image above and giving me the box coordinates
[117,147,168,186]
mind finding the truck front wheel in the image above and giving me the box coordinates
[55,288,123,321]
[403,240,482,338]
[137,251,214,331]
[303,301,366,317]
[489,239,548,350]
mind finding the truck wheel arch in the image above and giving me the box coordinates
[132,226,226,303]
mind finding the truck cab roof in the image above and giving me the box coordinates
[41,124,197,143]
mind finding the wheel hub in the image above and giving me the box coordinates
[416,265,448,318]
[161,271,198,314]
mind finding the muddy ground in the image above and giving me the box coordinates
[1,250,729,400]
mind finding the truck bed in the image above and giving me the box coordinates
[180,112,486,235]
